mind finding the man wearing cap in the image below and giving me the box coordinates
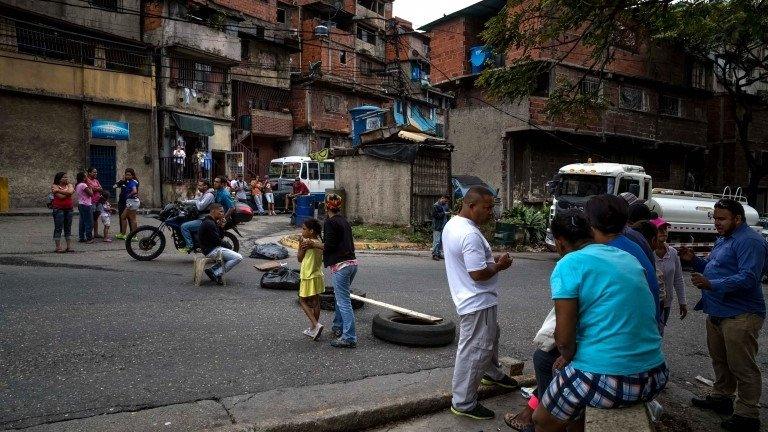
[285,177,310,213]
[650,217,688,333]
[679,198,767,432]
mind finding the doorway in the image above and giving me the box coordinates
[89,145,117,201]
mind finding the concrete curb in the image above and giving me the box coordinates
[12,367,535,432]
[279,234,425,251]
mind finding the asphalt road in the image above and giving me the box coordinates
[1,214,767,429]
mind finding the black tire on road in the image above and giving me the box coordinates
[222,231,240,252]
[319,287,366,311]
[372,311,456,347]
[126,226,166,261]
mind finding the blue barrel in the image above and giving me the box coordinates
[295,195,314,227]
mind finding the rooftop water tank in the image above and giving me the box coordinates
[349,105,385,147]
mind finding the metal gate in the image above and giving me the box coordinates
[89,145,117,201]
[411,147,451,225]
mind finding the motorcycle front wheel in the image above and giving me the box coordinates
[222,231,240,252]
[126,226,167,261]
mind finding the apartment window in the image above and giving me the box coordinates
[340,50,347,64]
[356,26,377,45]
[619,87,647,111]
[90,0,119,11]
[691,62,707,89]
[410,61,421,81]
[240,40,249,60]
[358,0,384,15]
[194,63,212,91]
[659,95,682,117]
[172,58,225,93]
[579,78,601,98]
[277,8,286,24]
[169,0,187,18]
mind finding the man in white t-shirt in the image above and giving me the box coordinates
[443,186,517,420]
[230,173,248,203]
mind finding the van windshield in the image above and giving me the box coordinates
[557,175,615,198]
[282,163,301,179]
[268,163,283,178]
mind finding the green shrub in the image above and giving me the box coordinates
[498,205,549,244]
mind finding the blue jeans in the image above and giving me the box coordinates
[78,204,93,241]
[207,246,243,276]
[250,195,265,214]
[332,264,358,343]
[52,209,73,240]
[431,230,443,257]
[181,219,203,248]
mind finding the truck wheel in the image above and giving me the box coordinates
[372,312,456,347]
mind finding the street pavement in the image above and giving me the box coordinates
[1,213,767,431]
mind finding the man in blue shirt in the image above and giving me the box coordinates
[680,198,766,432]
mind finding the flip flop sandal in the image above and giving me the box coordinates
[504,412,533,431]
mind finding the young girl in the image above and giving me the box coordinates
[298,218,325,340]
[99,192,116,242]
[263,176,276,216]
[75,171,94,243]
[651,217,687,334]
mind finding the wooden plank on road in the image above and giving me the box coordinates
[350,294,443,323]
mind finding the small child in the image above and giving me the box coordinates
[298,218,325,340]
[99,192,116,242]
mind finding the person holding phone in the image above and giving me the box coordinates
[442,186,517,421]
[679,198,767,432]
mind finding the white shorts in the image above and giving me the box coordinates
[100,213,111,227]
[265,193,274,204]
[126,198,140,211]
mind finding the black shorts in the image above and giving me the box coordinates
[118,201,126,216]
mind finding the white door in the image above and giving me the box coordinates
[306,162,321,193]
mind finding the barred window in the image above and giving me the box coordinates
[619,87,646,111]
[659,95,681,117]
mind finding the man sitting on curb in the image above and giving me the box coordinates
[200,203,243,285]
[442,186,518,420]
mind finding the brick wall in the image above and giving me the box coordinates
[427,17,470,82]
[197,0,276,23]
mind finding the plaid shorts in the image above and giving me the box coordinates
[541,362,668,421]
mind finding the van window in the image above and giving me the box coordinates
[643,179,651,200]
[308,162,319,180]
[282,163,301,179]
[320,162,335,180]
[268,163,283,178]
[300,163,307,180]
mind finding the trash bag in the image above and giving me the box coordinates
[260,267,300,290]
[249,242,289,260]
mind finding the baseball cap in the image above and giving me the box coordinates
[650,217,670,229]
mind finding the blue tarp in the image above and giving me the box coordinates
[408,105,436,135]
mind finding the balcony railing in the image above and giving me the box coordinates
[0,15,151,75]
[160,157,216,183]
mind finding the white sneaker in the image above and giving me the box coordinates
[302,328,314,338]
[311,324,324,341]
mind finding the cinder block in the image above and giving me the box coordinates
[499,356,524,376]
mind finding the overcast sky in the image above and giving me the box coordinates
[392,0,477,30]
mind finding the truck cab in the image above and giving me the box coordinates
[545,163,651,248]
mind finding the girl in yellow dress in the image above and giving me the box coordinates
[298,218,325,340]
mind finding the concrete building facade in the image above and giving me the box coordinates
[0,3,158,208]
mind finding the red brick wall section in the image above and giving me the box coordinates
[428,17,469,82]
[206,0,277,22]
[291,88,309,128]
[144,1,163,32]
[527,66,709,145]
[251,111,293,137]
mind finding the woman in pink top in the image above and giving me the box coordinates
[86,167,104,238]
[75,171,94,243]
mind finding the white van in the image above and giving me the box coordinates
[269,156,335,198]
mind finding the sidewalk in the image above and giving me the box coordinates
[0,207,160,217]
[11,367,534,432]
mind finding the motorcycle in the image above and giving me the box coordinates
[125,202,253,261]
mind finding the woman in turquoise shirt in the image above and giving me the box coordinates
[532,209,668,432]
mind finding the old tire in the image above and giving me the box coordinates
[372,312,456,347]
[222,231,240,252]
[319,287,366,311]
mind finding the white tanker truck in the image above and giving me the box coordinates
[544,162,762,251]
